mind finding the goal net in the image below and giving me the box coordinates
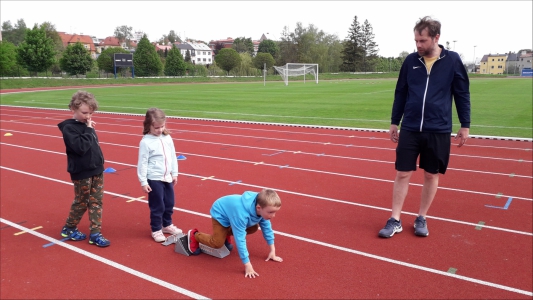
[273,63,319,86]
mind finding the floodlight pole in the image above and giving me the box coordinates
[472,46,477,73]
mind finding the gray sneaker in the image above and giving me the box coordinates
[378,218,403,238]
[414,216,429,237]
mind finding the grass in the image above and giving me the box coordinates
[0,76,531,138]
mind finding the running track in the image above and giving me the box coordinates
[0,103,532,299]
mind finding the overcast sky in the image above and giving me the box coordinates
[1,1,532,63]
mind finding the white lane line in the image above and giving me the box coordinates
[0,218,209,300]
[1,163,531,237]
[1,127,532,179]
[1,189,531,297]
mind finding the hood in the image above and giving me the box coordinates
[242,191,259,215]
[58,118,82,131]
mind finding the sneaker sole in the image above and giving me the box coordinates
[61,233,86,241]
[187,230,198,253]
[89,241,110,247]
[378,227,403,238]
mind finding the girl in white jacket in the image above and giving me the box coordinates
[137,108,182,242]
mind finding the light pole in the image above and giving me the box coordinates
[473,45,477,73]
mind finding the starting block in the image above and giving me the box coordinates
[162,233,230,258]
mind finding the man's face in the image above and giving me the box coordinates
[414,28,439,57]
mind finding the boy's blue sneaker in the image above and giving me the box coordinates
[414,216,429,237]
[61,226,87,241]
[224,236,233,251]
[89,232,110,247]
[378,218,403,238]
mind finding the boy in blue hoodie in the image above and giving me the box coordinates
[187,189,283,278]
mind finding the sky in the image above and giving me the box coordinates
[1,0,532,63]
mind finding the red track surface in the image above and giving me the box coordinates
[1,103,532,299]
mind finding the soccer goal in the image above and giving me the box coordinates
[273,63,319,86]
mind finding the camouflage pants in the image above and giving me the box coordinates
[65,173,104,234]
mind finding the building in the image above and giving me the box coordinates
[505,52,521,74]
[57,32,97,59]
[208,35,264,56]
[517,51,532,74]
[174,42,213,65]
[479,53,507,74]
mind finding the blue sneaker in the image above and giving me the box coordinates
[61,226,87,241]
[414,216,429,237]
[378,218,403,238]
[89,232,110,247]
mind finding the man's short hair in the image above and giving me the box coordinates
[414,16,441,38]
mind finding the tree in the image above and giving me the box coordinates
[114,25,133,46]
[59,42,93,77]
[258,39,280,59]
[232,37,255,56]
[133,34,162,76]
[278,25,298,64]
[185,49,191,62]
[168,30,180,43]
[213,42,225,55]
[340,15,363,72]
[0,41,18,76]
[96,47,130,73]
[360,19,379,72]
[215,48,241,74]
[16,25,56,74]
[164,46,187,76]
[252,52,275,70]
[1,19,27,46]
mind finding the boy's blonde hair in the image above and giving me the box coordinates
[256,189,281,208]
[143,107,170,135]
[69,90,98,111]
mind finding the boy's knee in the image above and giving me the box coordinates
[246,224,259,235]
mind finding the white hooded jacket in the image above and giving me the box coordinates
[137,133,178,186]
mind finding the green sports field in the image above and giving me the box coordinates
[1,77,531,138]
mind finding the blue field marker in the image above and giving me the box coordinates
[262,151,285,156]
[43,237,70,248]
[104,167,116,173]
[485,197,513,210]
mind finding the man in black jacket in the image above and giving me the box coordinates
[379,16,470,238]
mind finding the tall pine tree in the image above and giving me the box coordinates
[360,19,379,72]
[164,46,186,76]
[340,15,363,72]
[133,34,162,76]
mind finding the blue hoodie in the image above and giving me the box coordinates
[391,45,470,133]
[210,191,275,264]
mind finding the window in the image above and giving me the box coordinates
[491,66,494,69]
[492,58,494,61]
[203,58,206,61]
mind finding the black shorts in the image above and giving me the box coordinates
[395,130,451,174]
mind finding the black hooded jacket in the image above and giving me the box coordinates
[58,119,105,180]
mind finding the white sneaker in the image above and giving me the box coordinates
[162,224,182,235]
[152,230,166,242]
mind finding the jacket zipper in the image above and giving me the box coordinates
[418,55,442,132]
[159,137,169,180]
